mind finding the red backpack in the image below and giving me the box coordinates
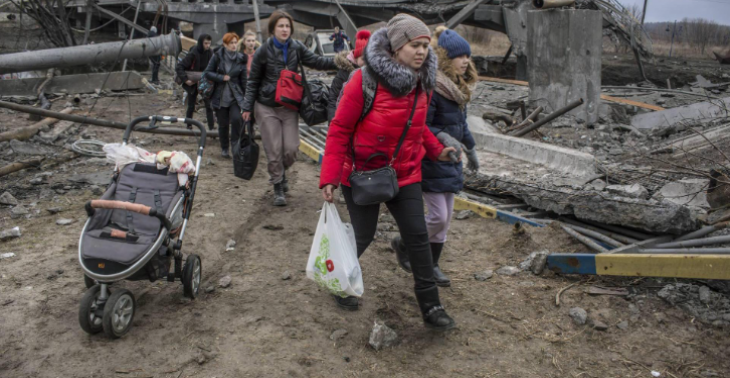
[275,68,303,110]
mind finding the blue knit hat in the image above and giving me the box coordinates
[438,29,471,59]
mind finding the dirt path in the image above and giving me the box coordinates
[1,95,730,378]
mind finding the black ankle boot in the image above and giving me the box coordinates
[273,183,286,206]
[221,148,230,158]
[416,286,456,330]
[431,243,450,287]
[391,236,411,273]
[332,294,358,311]
[282,172,289,193]
[423,305,456,330]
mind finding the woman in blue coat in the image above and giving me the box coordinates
[392,26,480,287]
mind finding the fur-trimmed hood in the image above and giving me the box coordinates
[363,28,437,97]
[334,50,357,73]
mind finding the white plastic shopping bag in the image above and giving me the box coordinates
[306,202,364,297]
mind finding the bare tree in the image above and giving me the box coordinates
[683,17,721,55]
[10,0,77,47]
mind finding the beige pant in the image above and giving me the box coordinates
[255,102,300,185]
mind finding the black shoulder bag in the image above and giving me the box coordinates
[297,49,329,126]
[348,87,420,206]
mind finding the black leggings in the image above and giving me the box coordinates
[216,103,243,151]
[342,183,441,313]
[185,88,215,131]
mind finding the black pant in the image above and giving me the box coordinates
[150,56,160,83]
[185,88,215,130]
[342,184,441,314]
[216,103,243,152]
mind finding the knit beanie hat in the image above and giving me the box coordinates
[353,29,371,59]
[438,29,471,59]
[386,14,431,52]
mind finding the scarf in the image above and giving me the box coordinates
[272,37,290,63]
[223,49,237,73]
[435,70,470,108]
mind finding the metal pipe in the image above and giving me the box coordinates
[580,219,654,241]
[602,86,721,100]
[638,248,730,254]
[675,222,729,242]
[561,223,625,248]
[560,225,608,253]
[533,0,575,9]
[605,235,674,254]
[510,99,583,137]
[0,33,181,75]
[559,218,638,245]
[654,235,730,249]
[0,101,218,138]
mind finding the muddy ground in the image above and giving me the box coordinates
[1,91,730,378]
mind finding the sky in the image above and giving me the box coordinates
[618,0,730,25]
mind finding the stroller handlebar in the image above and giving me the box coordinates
[124,116,206,148]
[86,200,173,231]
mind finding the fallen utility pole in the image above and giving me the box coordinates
[0,33,181,75]
[0,107,73,142]
[510,99,584,137]
[0,101,218,138]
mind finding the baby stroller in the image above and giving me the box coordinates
[78,116,206,339]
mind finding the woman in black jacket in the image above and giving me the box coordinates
[203,32,247,158]
[175,33,215,131]
[241,10,336,206]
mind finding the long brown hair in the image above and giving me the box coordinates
[268,10,294,35]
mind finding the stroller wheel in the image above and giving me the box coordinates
[79,285,104,335]
[183,254,202,299]
[102,289,136,339]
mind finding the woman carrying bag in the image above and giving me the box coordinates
[242,10,336,207]
[203,32,248,158]
[320,14,458,331]
[392,27,481,288]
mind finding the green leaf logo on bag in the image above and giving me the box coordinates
[313,235,344,297]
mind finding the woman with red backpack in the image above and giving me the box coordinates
[320,14,458,331]
[242,10,336,207]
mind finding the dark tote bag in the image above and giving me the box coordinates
[297,50,329,126]
[348,87,420,206]
[232,121,259,180]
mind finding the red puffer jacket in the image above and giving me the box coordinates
[319,69,443,189]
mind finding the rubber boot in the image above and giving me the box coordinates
[431,243,451,287]
[390,235,411,273]
[273,183,287,206]
[416,286,456,330]
[282,172,289,193]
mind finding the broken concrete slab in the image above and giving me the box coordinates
[10,139,51,155]
[472,130,596,176]
[466,173,698,234]
[665,123,730,159]
[0,191,19,206]
[0,72,145,97]
[466,115,501,135]
[654,179,710,209]
[606,184,649,200]
[67,172,112,186]
[631,97,730,129]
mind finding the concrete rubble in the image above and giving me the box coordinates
[368,321,398,351]
[658,283,730,327]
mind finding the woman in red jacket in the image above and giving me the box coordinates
[320,14,457,330]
